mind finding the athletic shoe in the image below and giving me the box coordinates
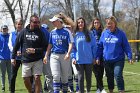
[2,87,5,92]
[101,89,107,93]
[96,89,101,93]
[76,90,80,93]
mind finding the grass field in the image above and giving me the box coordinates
[2,62,140,93]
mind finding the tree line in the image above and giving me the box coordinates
[1,0,140,53]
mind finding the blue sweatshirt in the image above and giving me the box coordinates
[0,33,10,60]
[92,28,104,62]
[71,31,97,64]
[8,31,21,60]
[97,28,132,62]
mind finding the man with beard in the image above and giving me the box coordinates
[11,15,47,93]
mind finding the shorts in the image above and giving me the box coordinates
[22,59,43,77]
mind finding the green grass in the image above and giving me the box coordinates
[2,62,140,93]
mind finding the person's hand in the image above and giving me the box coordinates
[43,56,48,64]
[72,58,76,64]
[64,53,70,60]
[92,59,96,64]
[95,59,100,65]
[129,59,134,64]
[26,48,35,54]
[17,51,21,56]
[11,59,16,66]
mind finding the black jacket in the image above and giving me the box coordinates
[12,25,48,63]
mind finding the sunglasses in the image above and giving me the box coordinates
[31,21,40,24]
[2,28,8,30]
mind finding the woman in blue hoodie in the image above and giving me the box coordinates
[96,16,133,93]
[0,25,11,92]
[71,17,97,93]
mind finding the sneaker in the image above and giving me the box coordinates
[96,89,101,93]
[44,87,48,91]
[76,91,80,93]
[101,89,107,93]
[2,87,5,92]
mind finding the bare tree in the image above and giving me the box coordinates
[122,0,140,57]
[3,0,18,26]
[112,0,116,16]
[18,0,31,26]
[64,0,73,19]
[93,0,100,17]
[3,0,31,28]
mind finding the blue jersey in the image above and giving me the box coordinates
[49,27,73,53]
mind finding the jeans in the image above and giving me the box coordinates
[76,64,92,93]
[104,60,125,91]
[0,60,11,88]
[93,62,104,91]
[10,60,22,92]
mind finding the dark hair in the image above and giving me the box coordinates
[30,14,39,22]
[74,17,91,42]
[15,18,23,24]
[89,17,102,31]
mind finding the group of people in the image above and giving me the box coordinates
[0,13,133,93]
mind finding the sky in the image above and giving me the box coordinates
[99,0,123,11]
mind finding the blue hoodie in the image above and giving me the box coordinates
[97,28,132,62]
[0,33,10,60]
[8,31,21,60]
[71,31,97,64]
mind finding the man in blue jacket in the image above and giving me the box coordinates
[8,18,23,93]
[0,25,11,92]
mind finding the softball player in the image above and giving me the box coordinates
[43,15,73,93]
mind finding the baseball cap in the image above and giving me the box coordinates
[49,16,63,22]
[1,25,8,29]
